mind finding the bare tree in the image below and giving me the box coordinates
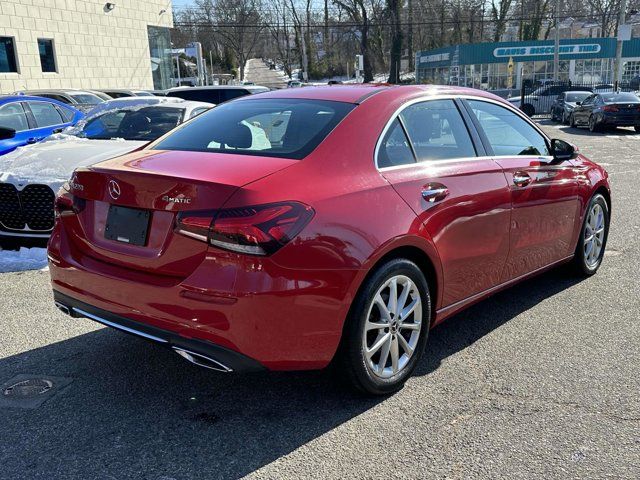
[491,0,513,42]
[333,0,377,82]
[213,0,264,80]
[387,0,403,83]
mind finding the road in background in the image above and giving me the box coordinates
[244,58,288,89]
[0,122,638,479]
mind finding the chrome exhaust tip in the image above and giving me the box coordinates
[54,302,71,316]
[172,347,233,373]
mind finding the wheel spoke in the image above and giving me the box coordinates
[396,281,411,315]
[374,294,391,321]
[397,333,413,356]
[366,332,390,360]
[365,320,388,331]
[400,321,420,331]
[390,336,399,373]
[377,335,392,372]
[387,278,398,317]
[400,297,419,320]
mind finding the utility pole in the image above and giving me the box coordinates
[553,0,560,81]
[614,0,629,86]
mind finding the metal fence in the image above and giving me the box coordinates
[516,80,640,118]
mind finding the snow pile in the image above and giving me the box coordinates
[0,248,48,273]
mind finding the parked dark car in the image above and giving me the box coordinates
[569,92,640,132]
[165,86,269,104]
[551,91,592,124]
[13,89,105,112]
[508,84,592,116]
[98,89,155,98]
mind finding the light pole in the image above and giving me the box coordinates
[614,0,629,86]
[553,0,561,81]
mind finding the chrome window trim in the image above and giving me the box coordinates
[374,94,554,171]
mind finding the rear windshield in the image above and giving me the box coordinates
[565,92,590,102]
[153,99,355,160]
[602,93,640,103]
[69,93,104,104]
[75,106,183,141]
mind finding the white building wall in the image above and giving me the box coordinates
[0,0,173,94]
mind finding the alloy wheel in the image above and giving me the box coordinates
[584,202,605,268]
[362,275,422,379]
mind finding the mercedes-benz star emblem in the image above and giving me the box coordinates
[108,180,121,200]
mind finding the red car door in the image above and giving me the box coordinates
[379,99,512,308]
[463,99,580,282]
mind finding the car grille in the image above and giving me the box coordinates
[0,183,56,232]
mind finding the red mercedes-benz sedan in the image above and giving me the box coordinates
[49,85,611,394]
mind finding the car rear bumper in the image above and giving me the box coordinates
[53,290,266,373]
[600,115,640,126]
[47,223,358,371]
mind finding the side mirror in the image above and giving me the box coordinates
[551,138,578,161]
[575,101,582,106]
[0,127,16,140]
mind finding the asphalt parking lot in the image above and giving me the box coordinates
[1,120,639,479]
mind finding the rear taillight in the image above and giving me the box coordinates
[175,201,314,255]
[54,185,86,218]
[602,105,619,112]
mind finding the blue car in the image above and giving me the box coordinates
[0,95,83,156]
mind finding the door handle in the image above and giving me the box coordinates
[513,171,532,187]
[26,137,40,144]
[421,183,449,203]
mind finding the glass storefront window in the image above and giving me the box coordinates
[147,26,172,90]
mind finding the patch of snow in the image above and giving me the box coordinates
[0,247,49,273]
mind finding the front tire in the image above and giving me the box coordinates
[634,126,640,133]
[573,193,610,275]
[589,115,600,132]
[569,113,577,128]
[337,258,431,395]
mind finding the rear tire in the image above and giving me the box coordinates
[572,193,609,276]
[337,258,431,395]
[634,126,640,133]
[521,104,535,117]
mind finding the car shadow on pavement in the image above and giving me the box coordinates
[0,268,584,479]
[536,119,638,136]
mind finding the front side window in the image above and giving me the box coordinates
[27,101,64,127]
[467,100,550,157]
[400,100,476,161]
[377,119,415,168]
[38,39,57,73]
[154,99,355,160]
[0,37,18,73]
[0,103,29,131]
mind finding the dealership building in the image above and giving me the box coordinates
[0,0,174,94]
[416,37,640,89]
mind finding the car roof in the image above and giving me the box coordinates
[16,89,96,95]
[235,84,508,105]
[166,85,268,92]
[0,94,80,107]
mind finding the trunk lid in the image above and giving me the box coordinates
[63,149,296,277]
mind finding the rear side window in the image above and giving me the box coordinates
[467,100,550,157]
[219,89,249,102]
[57,105,76,122]
[400,100,476,161]
[167,89,220,104]
[377,119,415,168]
[26,101,64,127]
[0,102,29,131]
[154,99,355,160]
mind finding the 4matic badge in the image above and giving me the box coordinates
[162,195,192,204]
